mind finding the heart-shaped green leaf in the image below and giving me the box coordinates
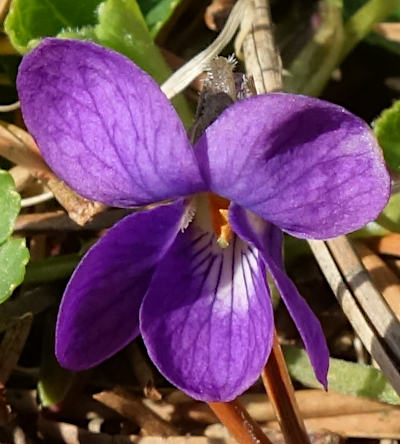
[374,99,400,173]
[138,0,185,37]
[0,169,20,244]
[4,0,103,53]
[284,345,400,404]
[0,238,29,304]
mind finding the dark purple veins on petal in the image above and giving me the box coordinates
[140,222,274,401]
[195,93,390,239]
[229,204,329,388]
[56,200,186,370]
[17,38,205,207]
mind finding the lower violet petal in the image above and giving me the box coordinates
[140,223,274,401]
[56,200,186,371]
[229,204,329,388]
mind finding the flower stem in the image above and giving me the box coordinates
[285,0,400,96]
[341,0,400,60]
[208,400,273,444]
[262,331,310,444]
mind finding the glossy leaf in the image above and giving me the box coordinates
[4,0,102,53]
[90,0,193,124]
[284,345,400,405]
[0,238,29,304]
[138,0,185,37]
[0,169,20,244]
[95,0,171,83]
[374,99,400,173]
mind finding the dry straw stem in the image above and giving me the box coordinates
[93,388,179,436]
[326,236,400,361]
[308,238,400,397]
[0,0,11,25]
[170,390,400,425]
[241,0,282,92]
[161,0,251,99]
[353,240,400,320]
[14,209,129,233]
[265,410,400,440]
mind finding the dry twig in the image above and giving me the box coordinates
[93,388,179,436]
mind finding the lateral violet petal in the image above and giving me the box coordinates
[229,204,329,388]
[56,200,186,371]
[17,38,205,207]
[140,223,273,401]
[195,93,390,239]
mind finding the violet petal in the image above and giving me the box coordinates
[229,204,329,388]
[56,200,186,370]
[17,38,204,207]
[195,93,390,239]
[140,223,273,401]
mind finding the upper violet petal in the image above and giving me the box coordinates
[229,204,329,388]
[140,223,273,401]
[17,38,205,207]
[195,93,390,239]
[56,200,186,371]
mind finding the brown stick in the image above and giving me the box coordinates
[93,388,178,436]
[0,0,12,25]
[354,240,400,320]
[365,233,400,257]
[261,332,310,444]
[208,400,273,444]
[242,0,282,93]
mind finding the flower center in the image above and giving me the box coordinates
[191,193,234,248]
[207,193,233,248]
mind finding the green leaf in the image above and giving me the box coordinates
[375,192,400,233]
[374,99,400,173]
[5,0,103,53]
[0,238,29,304]
[138,0,185,37]
[284,345,400,404]
[0,169,20,244]
[388,5,400,21]
[94,0,193,124]
[94,0,171,84]
[56,26,97,41]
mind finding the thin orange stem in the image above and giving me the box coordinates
[262,331,310,444]
[208,399,273,444]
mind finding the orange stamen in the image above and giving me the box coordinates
[208,194,233,247]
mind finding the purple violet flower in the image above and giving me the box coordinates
[17,38,390,401]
